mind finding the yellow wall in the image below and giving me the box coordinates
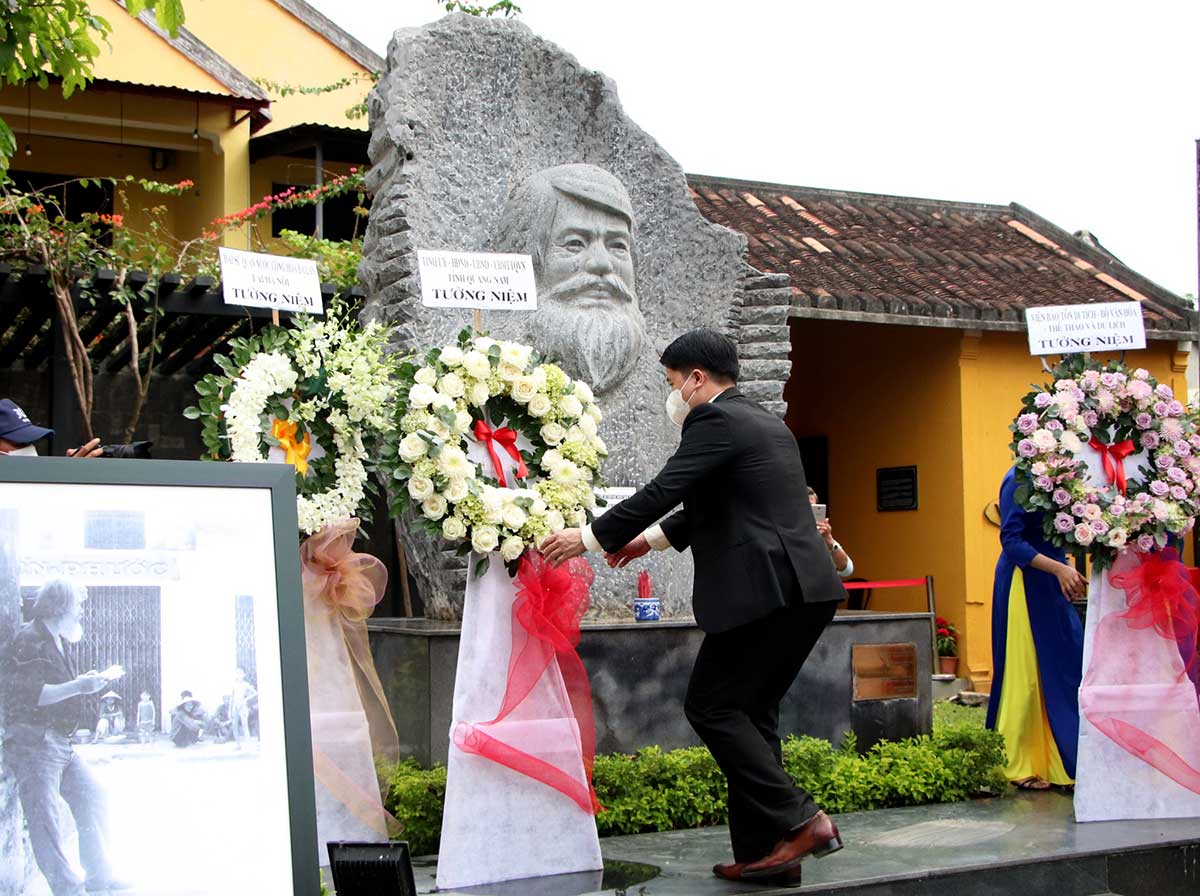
[784,317,1189,690]
[784,317,967,622]
[180,0,374,135]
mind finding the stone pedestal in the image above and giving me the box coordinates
[370,610,933,767]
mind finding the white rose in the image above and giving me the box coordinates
[559,395,584,418]
[440,346,465,366]
[540,422,566,445]
[481,488,505,524]
[546,510,566,531]
[498,362,523,382]
[1031,428,1057,452]
[570,508,589,527]
[528,393,552,417]
[421,494,448,520]
[415,366,438,386]
[398,432,428,462]
[430,421,450,440]
[566,426,585,443]
[500,536,526,562]
[407,475,435,501]
[511,376,538,404]
[529,366,548,391]
[586,404,602,422]
[501,342,532,370]
[472,525,500,554]
[441,515,467,540]
[463,351,491,380]
[592,435,608,456]
[454,409,473,434]
[502,504,527,530]
[578,414,598,438]
[439,372,466,399]
[444,478,470,503]
[474,336,498,353]
[469,381,491,407]
[409,383,438,408]
[574,382,594,404]
[542,449,564,470]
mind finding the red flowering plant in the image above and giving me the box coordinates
[935,617,958,657]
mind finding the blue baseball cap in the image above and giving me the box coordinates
[0,400,53,444]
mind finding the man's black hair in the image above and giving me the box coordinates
[659,328,739,383]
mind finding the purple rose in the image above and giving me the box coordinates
[1156,453,1175,470]
[1018,439,1037,458]
[1091,518,1109,535]
[1142,431,1161,450]
[1176,440,1192,458]
[1169,466,1188,483]
[1135,413,1153,429]
[1110,502,1126,517]
[1033,475,1052,491]
[1154,401,1170,416]
[1054,513,1075,533]
[1083,410,1099,428]
[1190,436,1200,450]
[1156,383,1174,400]
[1171,485,1188,500]
[1046,420,1064,432]
[1017,413,1039,435]
[1169,400,1185,416]
[1071,502,1087,517]
[1052,488,1071,506]
[1136,534,1155,552]
[1150,480,1170,496]
[1034,393,1053,409]
[1100,372,1119,389]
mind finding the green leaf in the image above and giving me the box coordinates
[182,406,202,420]
[474,555,490,578]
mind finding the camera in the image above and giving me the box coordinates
[98,441,154,459]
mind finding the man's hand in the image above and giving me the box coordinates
[76,671,108,695]
[1055,562,1087,601]
[606,534,650,568]
[66,438,103,458]
[541,528,586,567]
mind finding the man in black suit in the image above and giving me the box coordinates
[543,329,846,886]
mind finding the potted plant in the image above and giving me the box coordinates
[935,617,959,676]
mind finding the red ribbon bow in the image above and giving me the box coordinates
[473,419,528,487]
[1089,436,1136,495]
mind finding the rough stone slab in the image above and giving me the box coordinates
[738,341,793,361]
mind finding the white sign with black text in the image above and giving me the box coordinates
[218,247,323,315]
[1025,302,1145,356]
[417,249,537,310]
[594,487,636,516]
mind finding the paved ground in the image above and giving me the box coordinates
[412,791,1200,895]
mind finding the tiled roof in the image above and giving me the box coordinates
[687,175,1196,338]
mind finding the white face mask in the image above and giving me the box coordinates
[1,444,38,457]
[665,374,700,427]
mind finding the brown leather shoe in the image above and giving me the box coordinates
[740,810,843,880]
[712,861,748,881]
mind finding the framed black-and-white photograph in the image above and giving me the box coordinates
[0,458,317,896]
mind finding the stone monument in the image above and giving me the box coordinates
[360,13,792,621]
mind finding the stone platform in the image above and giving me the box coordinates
[368,610,934,766]
[405,791,1200,895]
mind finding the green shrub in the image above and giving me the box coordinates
[381,724,1007,855]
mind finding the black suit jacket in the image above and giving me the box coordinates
[591,388,845,633]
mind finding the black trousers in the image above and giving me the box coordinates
[684,598,838,862]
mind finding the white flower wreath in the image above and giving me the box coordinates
[388,331,606,566]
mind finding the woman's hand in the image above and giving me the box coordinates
[816,519,835,548]
[1055,562,1087,601]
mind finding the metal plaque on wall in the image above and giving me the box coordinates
[877,465,918,511]
[852,643,918,701]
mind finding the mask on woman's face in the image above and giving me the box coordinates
[1,444,37,457]
[665,372,700,427]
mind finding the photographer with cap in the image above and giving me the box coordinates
[2,579,129,894]
[0,399,103,458]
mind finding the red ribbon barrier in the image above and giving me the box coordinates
[453,552,601,815]
[1088,436,1136,495]
[473,419,528,487]
[841,578,927,590]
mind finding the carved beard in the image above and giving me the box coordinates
[526,273,646,394]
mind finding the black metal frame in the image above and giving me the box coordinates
[0,457,319,894]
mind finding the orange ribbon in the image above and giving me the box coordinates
[1088,436,1136,495]
[272,418,311,476]
[473,419,528,487]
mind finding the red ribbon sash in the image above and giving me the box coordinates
[473,419,528,487]
[1088,436,1136,494]
[453,552,601,815]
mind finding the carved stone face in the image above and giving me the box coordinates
[524,192,646,394]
